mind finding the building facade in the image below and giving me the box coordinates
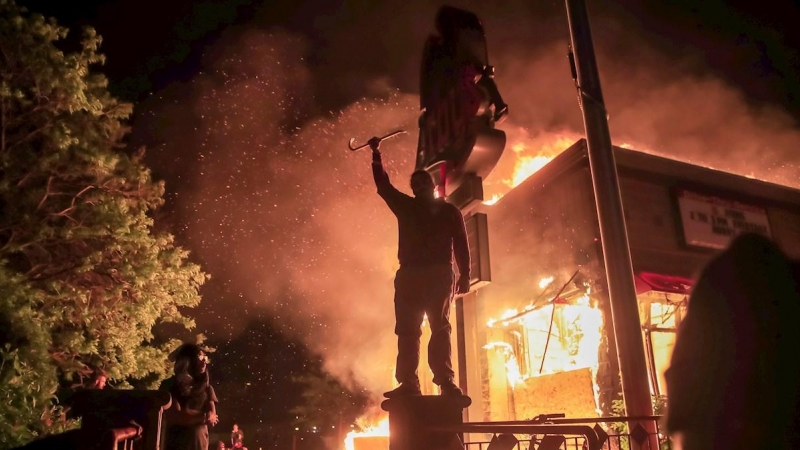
[455,139,800,424]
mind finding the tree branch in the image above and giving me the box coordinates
[37,176,54,210]
[7,121,55,154]
[28,262,81,282]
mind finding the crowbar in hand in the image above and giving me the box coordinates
[348,130,407,151]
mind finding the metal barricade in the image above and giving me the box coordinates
[431,422,602,450]
[457,415,671,450]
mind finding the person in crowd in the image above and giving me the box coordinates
[88,368,108,390]
[666,233,800,450]
[160,343,219,450]
[231,423,244,448]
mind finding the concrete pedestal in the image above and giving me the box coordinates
[381,395,471,450]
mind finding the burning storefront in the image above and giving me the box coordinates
[455,138,800,428]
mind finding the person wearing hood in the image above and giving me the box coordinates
[160,343,219,450]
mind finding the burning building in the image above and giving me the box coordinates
[454,138,800,426]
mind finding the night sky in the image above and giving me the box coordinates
[16,0,800,445]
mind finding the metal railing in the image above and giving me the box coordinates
[441,423,601,450]
[442,414,671,450]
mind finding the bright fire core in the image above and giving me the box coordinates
[344,417,390,450]
[485,291,603,387]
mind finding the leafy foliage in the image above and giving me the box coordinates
[0,1,207,446]
[609,394,670,450]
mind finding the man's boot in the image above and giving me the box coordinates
[383,382,422,398]
[439,379,463,396]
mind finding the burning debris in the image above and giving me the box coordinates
[483,275,604,418]
[344,417,390,450]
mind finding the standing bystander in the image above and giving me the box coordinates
[231,423,244,449]
[160,343,219,450]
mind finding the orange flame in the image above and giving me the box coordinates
[344,417,390,450]
[484,278,603,387]
[482,134,579,205]
[483,341,524,387]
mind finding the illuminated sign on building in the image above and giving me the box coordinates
[675,189,772,249]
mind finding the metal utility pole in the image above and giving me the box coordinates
[564,0,657,445]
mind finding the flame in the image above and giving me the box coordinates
[482,135,577,205]
[510,153,552,187]
[485,288,603,386]
[486,308,522,327]
[344,417,390,450]
[483,341,524,386]
[483,193,502,206]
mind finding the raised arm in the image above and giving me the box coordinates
[453,208,471,294]
[371,147,392,192]
[369,137,406,210]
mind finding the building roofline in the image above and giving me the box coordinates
[496,138,800,210]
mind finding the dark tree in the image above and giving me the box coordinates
[290,370,371,443]
[0,1,207,447]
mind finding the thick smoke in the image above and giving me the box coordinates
[138,29,421,395]
[135,0,800,401]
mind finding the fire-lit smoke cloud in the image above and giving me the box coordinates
[135,0,799,399]
[486,29,800,192]
[592,29,800,187]
[138,30,423,395]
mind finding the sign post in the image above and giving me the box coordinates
[564,0,658,447]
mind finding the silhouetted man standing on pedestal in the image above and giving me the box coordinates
[369,137,471,398]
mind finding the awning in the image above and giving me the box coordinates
[635,272,693,295]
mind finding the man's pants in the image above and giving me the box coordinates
[393,265,455,387]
